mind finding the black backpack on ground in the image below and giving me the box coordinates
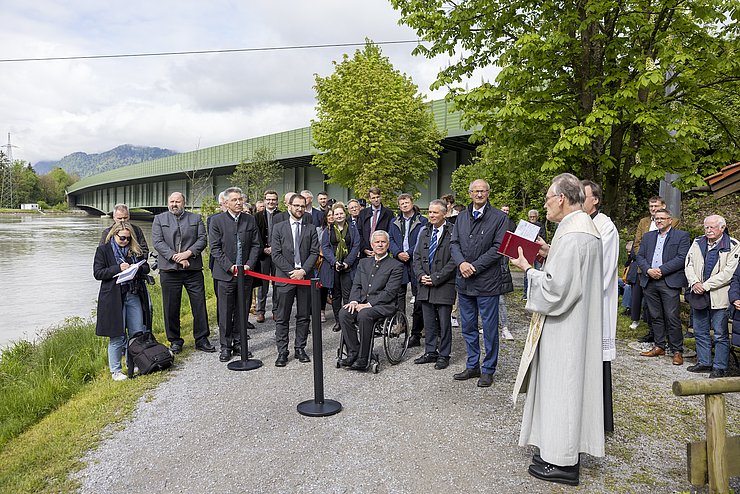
[127,332,174,378]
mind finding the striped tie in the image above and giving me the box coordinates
[428,227,438,264]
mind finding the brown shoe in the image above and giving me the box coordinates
[640,346,665,357]
[672,352,683,365]
[256,313,265,323]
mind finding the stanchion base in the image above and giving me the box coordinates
[297,399,342,417]
[227,359,263,371]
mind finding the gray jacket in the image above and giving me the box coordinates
[152,210,207,271]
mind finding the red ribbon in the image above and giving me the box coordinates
[244,269,314,286]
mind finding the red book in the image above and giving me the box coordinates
[498,231,540,264]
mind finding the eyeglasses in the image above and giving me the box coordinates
[469,189,490,195]
[117,234,131,241]
[291,204,306,209]
[654,217,670,222]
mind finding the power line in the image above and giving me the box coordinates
[0,40,422,63]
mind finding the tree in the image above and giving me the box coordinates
[311,40,443,197]
[39,167,78,206]
[228,146,283,203]
[392,0,740,224]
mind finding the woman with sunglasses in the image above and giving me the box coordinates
[94,221,152,381]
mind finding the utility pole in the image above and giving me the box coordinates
[0,133,18,209]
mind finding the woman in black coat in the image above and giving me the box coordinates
[94,222,151,381]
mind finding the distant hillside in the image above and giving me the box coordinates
[34,145,178,177]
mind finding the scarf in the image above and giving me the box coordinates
[333,223,348,262]
[111,239,138,293]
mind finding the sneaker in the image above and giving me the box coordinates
[451,317,459,328]
[629,321,639,330]
[111,371,128,381]
[501,327,514,340]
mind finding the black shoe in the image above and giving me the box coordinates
[453,367,481,381]
[332,323,341,332]
[340,354,357,367]
[709,368,727,378]
[195,339,216,353]
[170,342,183,354]
[477,373,494,387]
[234,345,252,358]
[414,352,438,364]
[350,358,368,371]
[637,333,654,343]
[295,348,311,363]
[528,462,580,486]
[219,348,232,362]
[246,321,255,329]
[532,453,546,465]
[687,363,712,373]
[434,357,450,370]
[407,335,422,348]
[621,308,631,316]
[275,351,289,367]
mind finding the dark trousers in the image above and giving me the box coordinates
[398,283,424,337]
[339,304,395,360]
[331,269,352,320]
[256,255,275,314]
[274,284,310,354]
[160,270,210,345]
[643,279,683,353]
[217,277,253,350]
[421,302,452,357]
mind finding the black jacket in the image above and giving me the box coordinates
[413,222,457,305]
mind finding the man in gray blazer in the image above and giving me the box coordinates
[412,200,457,370]
[152,192,214,354]
[339,230,404,371]
[209,187,262,362]
[270,193,320,367]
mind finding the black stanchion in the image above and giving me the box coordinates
[227,265,263,371]
[603,361,614,432]
[297,278,342,417]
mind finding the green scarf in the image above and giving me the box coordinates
[334,223,348,262]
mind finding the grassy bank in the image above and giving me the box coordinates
[0,268,218,493]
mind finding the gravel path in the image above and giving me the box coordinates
[76,282,740,493]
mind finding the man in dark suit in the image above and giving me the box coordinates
[339,230,404,370]
[152,192,214,354]
[636,208,690,365]
[253,189,280,323]
[270,193,320,367]
[357,186,394,257]
[300,189,324,226]
[412,200,457,370]
[100,203,149,258]
[209,187,262,362]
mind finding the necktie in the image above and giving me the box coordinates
[371,209,378,234]
[293,221,302,268]
[235,215,242,265]
[428,227,438,264]
[266,210,273,241]
[473,210,481,220]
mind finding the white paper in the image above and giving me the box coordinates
[114,259,147,284]
[514,219,540,242]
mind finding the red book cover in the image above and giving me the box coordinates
[498,231,540,264]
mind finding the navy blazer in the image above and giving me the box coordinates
[389,212,428,286]
[357,204,394,254]
[636,227,690,289]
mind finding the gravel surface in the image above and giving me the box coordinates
[76,279,740,493]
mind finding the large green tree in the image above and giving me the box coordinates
[392,0,740,224]
[229,146,283,203]
[312,41,443,197]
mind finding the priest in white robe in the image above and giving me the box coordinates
[511,173,605,487]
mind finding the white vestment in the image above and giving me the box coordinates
[515,210,605,465]
[593,212,619,361]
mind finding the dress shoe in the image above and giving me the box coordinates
[477,373,494,387]
[453,367,481,381]
[246,321,255,329]
[332,323,341,332]
[340,354,357,367]
[232,346,252,358]
[709,368,727,378]
[532,453,546,465]
[256,313,265,323]
[434,357,450,370]
[295,348,311,363]
[528,462,579,486]
[687,363,712,373]
[407,335,422,348]
[275,351,289,367]
[414,352,439,364]
[170,342,183,354]
[219,348,232,362]
[672,352,683,366]
[640,346,665,357]
[350,358,368,371]
[195,339,216,353]
[637,333,654,343]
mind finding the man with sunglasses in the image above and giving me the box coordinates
[99,203,148,258]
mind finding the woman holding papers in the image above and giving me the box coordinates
[93,222,152,381]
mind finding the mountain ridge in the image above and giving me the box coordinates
[34,144,178,177]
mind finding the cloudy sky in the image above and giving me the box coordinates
[1,1,492,167]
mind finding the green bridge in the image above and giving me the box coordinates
[67,99,476,215]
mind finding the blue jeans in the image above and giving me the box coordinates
[693,307,730,370]
[458,293,500,374]
[499,295,509,328]
[622,284,632,309]
[108,292,147,374]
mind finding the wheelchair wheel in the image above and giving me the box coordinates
[383,311,409,365]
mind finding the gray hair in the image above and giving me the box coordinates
[429,199,448,213]
[300,189,313,199]
[113,203,129,214]
[468,179,491,192]
[223,187,243,198]
[528,209,539,217]
[551,173,584,205]
[217,191,226,203]
[705,214,726,229]
[371,229,390,242]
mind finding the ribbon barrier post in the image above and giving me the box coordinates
[227,265,263,371]
[297,277,342,417]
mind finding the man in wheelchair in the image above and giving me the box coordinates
[339,230,404,370]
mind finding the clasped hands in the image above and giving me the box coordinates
[343,300,371,313]
[229,265,251,276]
[172,250,193,269]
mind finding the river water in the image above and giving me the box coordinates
[0,214,153,350]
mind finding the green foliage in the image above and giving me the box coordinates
[392,0,740,224]
[229,146,283,203]
[311,40,443,197]
[38,167,77,206]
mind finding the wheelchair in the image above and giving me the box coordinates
[336,309,410,373]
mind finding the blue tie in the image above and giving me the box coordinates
[235,215,242,265]
[473,210,481,220]
[428,227,438,264]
